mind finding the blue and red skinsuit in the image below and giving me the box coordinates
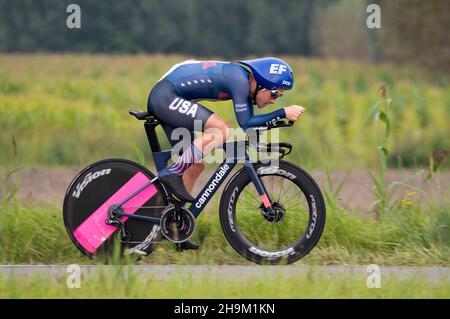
[147,60,286,144]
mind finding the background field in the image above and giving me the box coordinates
[0,54,449,170]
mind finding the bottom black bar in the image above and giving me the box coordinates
[0,299,447,317]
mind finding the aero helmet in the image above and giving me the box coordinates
[238,57,294,90]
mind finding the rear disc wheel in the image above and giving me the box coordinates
[63,159,168,261]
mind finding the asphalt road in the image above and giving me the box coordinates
[1,265,448,282]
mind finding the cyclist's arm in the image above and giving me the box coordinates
[235,100,286,129]
[224,65,286,130]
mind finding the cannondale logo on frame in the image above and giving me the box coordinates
[195,164,230,208]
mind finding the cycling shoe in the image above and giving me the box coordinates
[159,174,195,202]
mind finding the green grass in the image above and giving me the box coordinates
[1,268,448,298]
[0,54,448,268]
[0,199,448,266]
[0,54,449,169]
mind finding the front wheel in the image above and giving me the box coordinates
[219,160,326,265]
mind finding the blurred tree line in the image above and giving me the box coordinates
[311,0,450,72]
[0,0,448,71]
[0,0,327,57]
[376,0,450,72]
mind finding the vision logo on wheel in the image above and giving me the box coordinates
[72,168,111,198]
[257,166,296,180]
[227,187,239,232]
[306,194,317,239]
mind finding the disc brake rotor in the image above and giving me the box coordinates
[260,201,286,224]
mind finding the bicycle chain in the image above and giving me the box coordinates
[120,240,183,244]
[119,206,167,210]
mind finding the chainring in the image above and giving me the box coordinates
[160,206,196,243]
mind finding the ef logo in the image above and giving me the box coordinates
[66,4,81,29]
[269,64,287,75]
[366,264,381,289]
[66,264,81,289]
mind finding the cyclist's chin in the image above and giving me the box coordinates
[256,102,268,109]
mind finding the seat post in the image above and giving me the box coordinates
[144,118,161,152]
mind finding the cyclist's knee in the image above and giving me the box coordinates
[207,124,229,144]
[220,124,231,142]
[216,122,231,143]
[200,133,215,146]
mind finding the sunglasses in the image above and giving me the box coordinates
[256,86,284,100]
[269,89,284,99]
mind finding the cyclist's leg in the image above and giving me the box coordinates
[160,122,204,193]
[193,113,230,154]
[157,119,207,177]
[148,83,230,174]
[154,122,202,250]
[160,122,196,156]
[163,113,230,171]
[183,161,205,193]
[147,80,216,201]
[182,114,231,192]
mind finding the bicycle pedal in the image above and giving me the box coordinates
[176,240,200,252]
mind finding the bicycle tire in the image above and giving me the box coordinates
[219,160,326,265]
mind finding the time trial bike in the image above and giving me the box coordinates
[63,109,326,264]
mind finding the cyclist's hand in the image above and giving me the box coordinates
[284,105,306,121]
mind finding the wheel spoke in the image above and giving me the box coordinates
[284,205,307,211]
[279,181,295,202]
[237,206,258,212]
[277,176,286,202]
[283,195,307,207]
[242,187,261,205]
[238,197,260,209]
[271,175,274,200]
[282,190,306,207]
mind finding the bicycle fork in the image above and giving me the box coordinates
[244,159,276,215]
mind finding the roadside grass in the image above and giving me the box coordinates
[0,199,448,266]
[1,267,448,298]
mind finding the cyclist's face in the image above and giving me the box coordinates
[255,88,284,109]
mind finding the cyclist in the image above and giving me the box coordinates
[147,57,305,208]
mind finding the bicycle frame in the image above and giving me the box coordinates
[189,141,273,217]
[112,117,279,224]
